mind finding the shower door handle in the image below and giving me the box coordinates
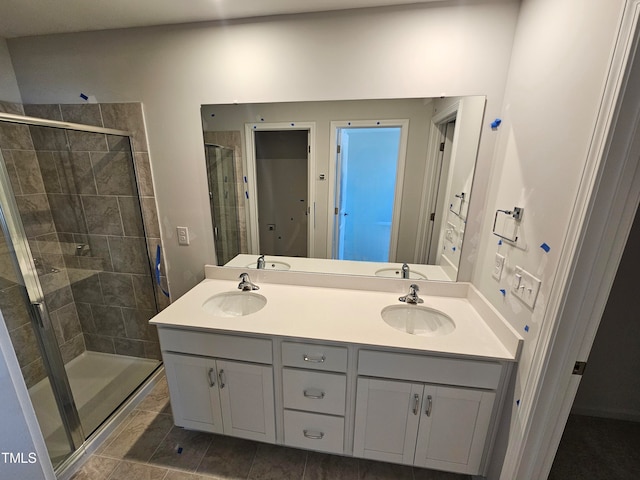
[31,302,45,329]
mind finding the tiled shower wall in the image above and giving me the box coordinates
[0,100,168,388]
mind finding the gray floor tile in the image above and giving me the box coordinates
[197,434,258,479]
[248,443,307,480]
[109,460,168,480]
[304,452,359,479]
[69,455,120,480]
[136,375,172,414]
[358,459,413,479]
[413,466,470,479]
[149,425,213,472]
[101,410,174,462]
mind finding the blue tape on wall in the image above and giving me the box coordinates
[540,242,551,252]
[79,93,89,101]
[155,245,170,298]
[490,118,502,129]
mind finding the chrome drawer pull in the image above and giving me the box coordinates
[413,393,420,415]
[208,368,216,387]
[303,389,325,400]
[303,354,326,363]
[303,430,324,440]
[219,369,226,389]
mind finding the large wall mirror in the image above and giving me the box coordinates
[201,96,485,282]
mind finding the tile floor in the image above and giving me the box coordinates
[70,375,469,480]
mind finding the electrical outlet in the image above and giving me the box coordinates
[492,253,505,280]
[511,266,541,309]
[176,226,190,246]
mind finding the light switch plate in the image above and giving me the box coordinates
[512,266,541,309]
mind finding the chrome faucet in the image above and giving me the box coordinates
[238,272,259,291]
[401,263,410,279]
[399,284,423,304]
[257,254,266,269]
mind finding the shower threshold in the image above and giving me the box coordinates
[28,351,159,467]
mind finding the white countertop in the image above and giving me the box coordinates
[151,273,521,362]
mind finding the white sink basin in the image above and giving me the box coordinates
[202,291,267,317]
[245,261,291,271]
[375,268,427,280]
[381,305,455,336]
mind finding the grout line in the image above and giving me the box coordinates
[245,443,259,480]
[191,433,214,475]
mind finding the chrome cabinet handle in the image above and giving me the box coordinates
[303,389,325,399]
[208,368,215,387]
[219,369,226,388]
[425,395,433,417]
[303,354,326,363]
[413,393,420,415]
[303,430,324,440]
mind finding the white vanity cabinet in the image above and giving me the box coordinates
[280,342,348,454]
[159,328,276,443]
[353,350,502,475]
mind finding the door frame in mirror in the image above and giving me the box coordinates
[244,121,317,257]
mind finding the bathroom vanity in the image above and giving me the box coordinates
[150,266,521,476]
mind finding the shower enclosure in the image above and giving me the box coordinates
[0,108,162,471]
[205,143,242,265]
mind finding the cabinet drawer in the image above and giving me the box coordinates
[282,369,346,415]
[281,342,347,372]
[158,327,272,364]
[283,410,344,454]
[358,350,502,389]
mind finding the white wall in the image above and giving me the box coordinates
[6,0,520,298]
[0,37,21,103]
[0,315,54,480]
[473,0,627,478]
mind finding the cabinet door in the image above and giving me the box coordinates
[414,385,495,475]
[353,377,422,465]
[217,360,276,443]
[162,352,223,433]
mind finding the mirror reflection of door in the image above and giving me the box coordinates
[254,130,308,257]
[427,120,456,264]
[333,125,404,262]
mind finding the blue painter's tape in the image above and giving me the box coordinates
[540,242,551,253]
[155,245,170,298]
[498,239,503,245]
[516,399,520,407]
[491,118,502,129]
[452,246,456,252]
[524,325,530,332]
[177,447,183,454]
[244,176,247,183]
[499,289,506,296]
[79,93,89,101]
[245,191,249,199]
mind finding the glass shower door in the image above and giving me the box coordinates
[0,114,161,470]
[0,157,81,469]
[206,144,241,265]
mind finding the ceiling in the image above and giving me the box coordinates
[0,0,443,39]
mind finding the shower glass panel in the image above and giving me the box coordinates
[0,115,161,469]
[206,144,241,265]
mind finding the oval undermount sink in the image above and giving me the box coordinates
[375,268,427,280]
[202,291,267,317]
[245,261,291,271]
[381,305,455,336]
